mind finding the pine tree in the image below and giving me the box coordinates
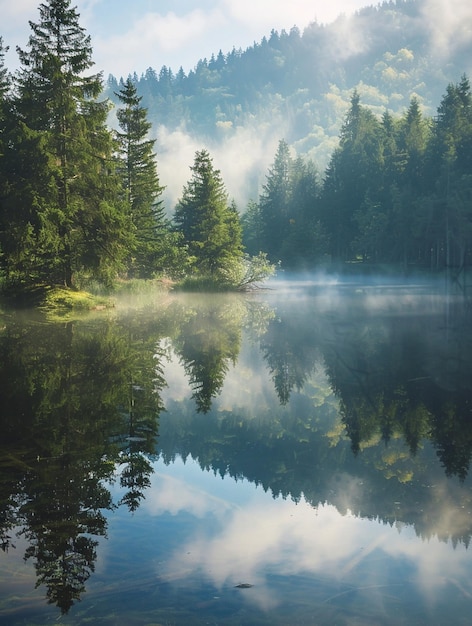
[258,139,292,262]
[115,78,166,278]
[174,149,243,279]
[0,36,10,172]
[0,37,9,102]
[0,38,51,285]
[241,200,264,256]
[321,91,383,261]
[282,157,325,268]
[391,97,430,267]
[426,76,472,271]
[14,0,131,287]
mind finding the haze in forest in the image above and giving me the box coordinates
[2,0,472,292]
[101,0,472,208]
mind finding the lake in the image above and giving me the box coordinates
[1,277,472,625]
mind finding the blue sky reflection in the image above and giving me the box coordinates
[106,456,472,616]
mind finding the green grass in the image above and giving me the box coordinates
[40,286,113,311]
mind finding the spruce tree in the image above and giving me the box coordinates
[258,139,292,263]
[426,76,472,270]
[174,149,243,279]
[14,0,131,287]
[0,37,9,102]
[321,92,383,262]
[115,78,166,278]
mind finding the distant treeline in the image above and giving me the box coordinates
[105,0,472,163]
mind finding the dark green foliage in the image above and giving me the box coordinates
[3,0,472,285]
[115,78,168,278]
[243,140,326,269]
[174,149,243,279]
[102,0,472,169]
[319,81,472,270]
[322,91,384,262]
[258,139,292,261]
[2,0,132,288]
[240,75,472,273]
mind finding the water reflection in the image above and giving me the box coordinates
[1,283,472,623]
[137,458,472,618]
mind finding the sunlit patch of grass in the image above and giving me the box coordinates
[40,286,113,312]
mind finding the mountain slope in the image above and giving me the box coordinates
[105,0,472,209]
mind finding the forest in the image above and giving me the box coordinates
[1,0,472,297]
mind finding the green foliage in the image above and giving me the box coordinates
[177,252,275,292]
[3,0,131,288]
[219,252,276,290]
[174,149,244,278]
[40,287,112,314]
[103,1,472,173]
[243,141,327,268]
[114,78,168,278]
[3,0,472,290]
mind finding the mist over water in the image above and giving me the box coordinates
[1,278,472,624]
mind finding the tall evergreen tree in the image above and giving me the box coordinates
[258,139,292,262]
[174,149,243,278]
[241,200,264,256]
[428,76,472,271]
[0,37,54,285]
[393,97,430,267]
[0,37,9,103]
[115,78,166,278]
[281,157,326,267]
[322,91,383,262]
[13,0,131,287]
[0,36,10,176]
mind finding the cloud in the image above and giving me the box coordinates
[155,117,283,213]
[83,0,372,76]
[145,469,472,612]
[92,8,227,77]
[143,472,233,518]
[421,0,472,58]
[223,0,368,30]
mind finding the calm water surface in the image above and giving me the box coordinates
[1,278,472,625]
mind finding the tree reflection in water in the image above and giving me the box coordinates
[1,285,472,615]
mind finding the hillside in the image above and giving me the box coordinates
[105,0,472,209]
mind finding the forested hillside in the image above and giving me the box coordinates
[1,0,472,295]
[105,0,472,205]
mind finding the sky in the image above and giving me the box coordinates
[2,0,471,209]
[1,0,372,77]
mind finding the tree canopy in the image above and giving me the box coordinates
[174,149,243,280]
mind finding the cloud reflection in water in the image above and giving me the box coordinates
[133,457,472,613]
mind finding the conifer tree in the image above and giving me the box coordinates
[0,36,10,172]
[425,76,472,270]
[0,37,9,103]
[13,0,131,287]
[174,149,243,278]
[322,91,383,261]
[115,78,166,278]
[241,200,264,256]
[258,139,292,262]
